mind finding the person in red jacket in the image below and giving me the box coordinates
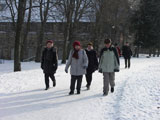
[114,43,121,57]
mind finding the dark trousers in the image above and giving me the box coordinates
[70,75,83,92]
[45,73,55,88]
[85,73,92,87]
[125,58,131,68]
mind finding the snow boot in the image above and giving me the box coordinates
[45,87,49,90]
[53,80,56,87]
[69,91,74,95]
[103,92,108,96]
[111,87,114,93]
[87,86,90,90]
[77,91,80,94]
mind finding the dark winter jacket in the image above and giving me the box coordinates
[85,49,98,74]
[41,47,58,74]
[122,45,132,59]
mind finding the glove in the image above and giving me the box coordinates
[53,66,57,72]
[41,65,43,70]
[83,66,88,69]
[65,69,68,73]
[99,69,102,73]
[94,66,98,71]
[114,69,119,72]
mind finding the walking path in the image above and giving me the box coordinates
[0,57,159,120]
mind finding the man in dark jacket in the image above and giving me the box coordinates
[41,40,58,90]
[122,42,132,68]
[85,42,98,90]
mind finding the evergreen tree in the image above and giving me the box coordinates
[131,0,160,52]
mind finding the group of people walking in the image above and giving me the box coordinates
[41,39,132,96]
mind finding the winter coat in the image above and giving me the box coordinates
[65,49,88,76]
[99,47,120,73]
[85,49,98,74]
[122,45,132,59]
[41,47,58,74]
[116,46,121,57]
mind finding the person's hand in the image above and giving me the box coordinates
[41,65,43,70]
[94,66,98,71]
[65,69,68,73]
[83,66,87,69]
[99,69,102,73]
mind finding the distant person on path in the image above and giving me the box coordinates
[85,42,98,90]
[65,41,88,95]
[122,42,132,68]
[99,39,120,96]
[114,43,121,57]
[41,40,58,90]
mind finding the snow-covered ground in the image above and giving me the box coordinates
[0,57,160,120]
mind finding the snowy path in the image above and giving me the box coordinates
[0,58,160,120]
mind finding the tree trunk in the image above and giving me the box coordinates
[149,48,152,57]
[61,0,75,64]
[14,0,26,72]
[35,24,45,62]
[153,48,156,57]
[61,22,72,64]
[35,0,50,62]
[21,0,32,61]
[136,46,140,58]
[157,48,160,57]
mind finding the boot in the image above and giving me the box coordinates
[45,87,49,90]
[53,80,56,87]
[77,91,80,94]
[111,87,114,93]
[69,91,74,95]
[103,92,108,96]
[87,85,90,90]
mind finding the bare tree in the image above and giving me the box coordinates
[21,0,33,61]
[5,0,18,30]
[54,0,92,63]
[14,0,26,71]
[88,0,131,50]
[35,0,51,62]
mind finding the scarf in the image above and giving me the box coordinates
[72,49,79,59]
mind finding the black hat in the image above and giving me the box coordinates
[104,39,111,44]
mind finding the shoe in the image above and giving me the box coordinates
[45,87,49,90]
[111,87,114,93]
[53,80,56,87]
[69,91,74,95]
[87,86,90,90]
[77,91,80,94]
[103,92,108,96]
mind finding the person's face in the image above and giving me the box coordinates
[47,42,53,48]
[126,43,129,46]
[87,45,92,50]
[75,45,80,50]
[105,43,111,48]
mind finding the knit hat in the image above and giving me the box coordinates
[73,41,81,48]
[104,39,111,44]
[46,40,53,44]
